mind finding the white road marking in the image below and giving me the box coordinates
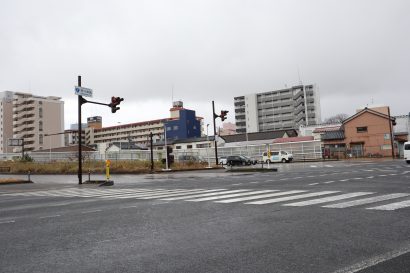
[101,189,209,199]
[308,183,319,186]
[215,190,306,203]
[39,214,61,219]
[231,183,242,186]
[250,182,259,184]
[367,199,410,211]
[246,191,339,205]
[353,178,363,180]
[161,190,250,201]
[283,192,374,207]
[139,189,225,199]
[331,244,410,273]
[120,205,138,209]
[323,193,410,208]
[81,210,102,214]
[339,179,349,182]
[378,174,387,177]
[0,220,15,224]
[186,190,277,202]
[366,176,374,179]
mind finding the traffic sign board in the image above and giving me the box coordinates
[74,86,93,97]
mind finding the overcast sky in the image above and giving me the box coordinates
[1,0,409,131]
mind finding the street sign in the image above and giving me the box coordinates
[8,138,23,146]
[74,86,93,97]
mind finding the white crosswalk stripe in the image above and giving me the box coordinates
[245,191,339,205]
[185,190,277,202]
[283,192,373,207]
[367,199,410,211]
[2,187,410,211]
[322,193,410,208]
[215,190,307,203]
[160,190,250,201]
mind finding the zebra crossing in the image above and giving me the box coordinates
[2,187,410,211]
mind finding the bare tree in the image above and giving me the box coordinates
[324,113,349,124]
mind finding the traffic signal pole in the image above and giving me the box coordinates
[212,101,218,165]
[76,76,124,185]
[78,76,82,184]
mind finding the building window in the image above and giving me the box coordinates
[187,145,192,149]
[356,127,367,133]
[39,134,43,145]
[173,125,178,130]
[167,126,171,131]
[176,145,181,149]
[384,133,390,140]
[39,107,43,118]
[39,121,43,131]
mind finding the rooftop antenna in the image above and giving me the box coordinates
[297,67,303,85]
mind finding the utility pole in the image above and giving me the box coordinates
[78,76,82,184]
[150,132,154,172]
[388,106,395,158]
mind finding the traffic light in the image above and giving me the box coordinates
[109,96,124,113]
[220,110,229,121]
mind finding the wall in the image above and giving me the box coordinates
[165,109,201,140]
[344,111,393,157]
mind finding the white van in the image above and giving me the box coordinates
[404,141,410,164]
[262,151,293,163]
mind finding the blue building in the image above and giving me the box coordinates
[164,101,202,140]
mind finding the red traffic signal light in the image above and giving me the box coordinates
[220,110,229,121]
[109,96,124,113]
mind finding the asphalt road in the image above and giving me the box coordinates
[1,159,410,273]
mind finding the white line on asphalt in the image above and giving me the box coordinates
[308,183,319,186]
[366,176,374,179]
[367,199,410,211]
[161,190,250,201]
[186,190,277,202]
[324,181,335,184]
[39,215,61,219]
[81,210,102,214]
[245,191,339,205]
[231,183,242,186]
[139,189,226,199]
[215,190,306,203]
[323,193,410,208]
[331,244,410,273]
[353,178,363,180]
[100,189,207,199]
[378,174,387,177]
[283,192,374,207]
[120,205,138,209]
[339,179,349,182]
[250,182,259,184]
[0,220,15,224]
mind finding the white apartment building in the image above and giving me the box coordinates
[0,91,64,153]
[234,84,321,133]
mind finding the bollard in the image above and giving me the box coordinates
[105,160,111,181]
[88,169,91,181]
[28,171,31,182]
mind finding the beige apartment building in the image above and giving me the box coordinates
[0,91,64,153]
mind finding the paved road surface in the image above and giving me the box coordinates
[1,159,410,272]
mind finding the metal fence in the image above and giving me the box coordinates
[0,140,324,163]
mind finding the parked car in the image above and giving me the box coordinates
[404,141,410,164]
[226,155,248,166]
[240,155,258,165]
[262,151,293,163]
[218,156,228,165]
[178,155,206,163]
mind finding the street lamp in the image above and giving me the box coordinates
[163,124,171,171]
[206,124,211,168]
